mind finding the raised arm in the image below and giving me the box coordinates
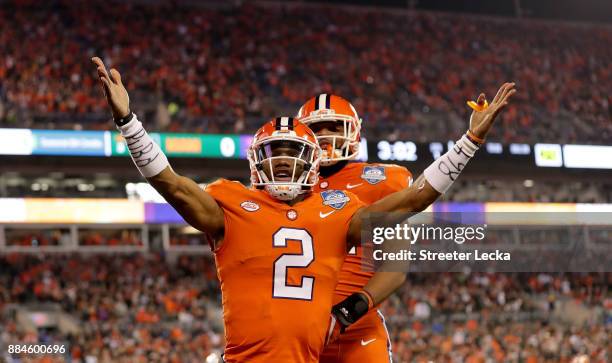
[346,82,516,243]
[91,57,224,239]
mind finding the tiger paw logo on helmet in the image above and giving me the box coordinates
[321,190,350,210]
[361,166,387,185]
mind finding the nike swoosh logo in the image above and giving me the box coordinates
[346,183,363,189]
[361,338,376,346]
[319,210,335,218]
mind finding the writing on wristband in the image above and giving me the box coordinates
[117,114,170,178]
[125,127,161,168]
[438,143,469,181]
[424,135,478,193]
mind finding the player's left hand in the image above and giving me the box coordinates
[468,82,516,140]
[324,291,373,345]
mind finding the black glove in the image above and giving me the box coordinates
[326,291,374,345]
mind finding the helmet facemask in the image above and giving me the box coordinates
[302,115,361,166]
[248,137,321,201]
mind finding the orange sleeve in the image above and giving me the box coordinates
[344,190,367,219]
[204,178,250,210]
[342,190,367,248]
[379,165,412,198]
[203,178,243,252]
[204,178,232,202]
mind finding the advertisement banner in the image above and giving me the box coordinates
[31,130,107,156]
[110,132,240,158]
[1,198,611,225]
[563,144,612,169]
[23,199,144,224]
[0,198,27,222]
[0,129,34,155]
[1,128,609,168]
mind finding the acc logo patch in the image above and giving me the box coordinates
[321,190,350,210]
[240,201,260,212]
[361,166,387,185]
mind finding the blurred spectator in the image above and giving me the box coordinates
[442,180,612,203]
[80,229,142,246]
[0,254,222,362]
[0,1,609,144]
[0,254,608,362]
[6,229,70,247]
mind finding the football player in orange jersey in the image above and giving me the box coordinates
[92,56,515,362]
[297,92,515,363]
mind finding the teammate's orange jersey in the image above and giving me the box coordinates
[205,179,364,363]
[313,162,412,302]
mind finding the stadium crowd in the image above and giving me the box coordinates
[0,254,609,362]
[5,229,143,247]
[0,0,610,144]
[442,180,612,204]
[0,254,222,362]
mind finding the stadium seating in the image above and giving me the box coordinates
[0,254,608,361]
[0,1,610,144]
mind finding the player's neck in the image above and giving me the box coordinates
[319,160,349,178]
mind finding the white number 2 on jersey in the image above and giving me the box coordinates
[272,228,315,300]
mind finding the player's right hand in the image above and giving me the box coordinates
[91,56,130,120]
[468,82,516,140]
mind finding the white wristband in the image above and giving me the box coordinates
[424,134,479,193]
[117,114,170,178]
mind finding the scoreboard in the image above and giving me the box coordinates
[370,138,612,170]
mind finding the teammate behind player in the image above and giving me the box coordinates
[298,92,515,362]
[92,56,515,362]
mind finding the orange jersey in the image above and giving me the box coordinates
[313,162,412,302]
[205,179,364,363]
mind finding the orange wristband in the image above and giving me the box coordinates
[361,289,375,309]
[466,130,485,145]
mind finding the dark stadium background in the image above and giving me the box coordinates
[0,0,610,362]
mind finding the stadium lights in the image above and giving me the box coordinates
[77,183,95,192]
[30,183,49,191]
[125,182,167,203]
